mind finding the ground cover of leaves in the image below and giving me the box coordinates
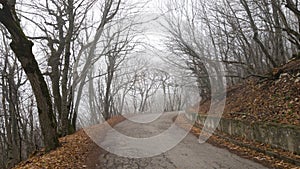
[192,60,300,168]
[199,59,300,126]
[175,115,300,169]
[13,60,300,169]
[13,116,125,169]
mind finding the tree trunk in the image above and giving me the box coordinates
[0,2,59,151]
[103,65,114,120]
[61,0,75,136]
[272,0,285,65]
[240,0,277,68]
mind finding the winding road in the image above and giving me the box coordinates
[86,112,268,169]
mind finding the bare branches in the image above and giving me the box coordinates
[162,0,300,90]
[285,0,300,17]
[0,0,60,153]
[240,0,277,67]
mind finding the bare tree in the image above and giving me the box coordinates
[162,0,300,92]
[72,0,122,122]
[75,0,148,123]
[21,0,96,136]
[0,0,59,151]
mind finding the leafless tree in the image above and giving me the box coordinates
[72,0,122,122]
[162,0,300,93]
[20,0,96,136]
[0,24,42,168]
[0,0,59,152]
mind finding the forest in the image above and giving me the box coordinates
[0,0,299,168]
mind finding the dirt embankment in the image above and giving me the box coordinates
[199,59,300,126]
[13,116,125,169]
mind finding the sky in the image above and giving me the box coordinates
[18,0,176,72]
[127,0,173,66]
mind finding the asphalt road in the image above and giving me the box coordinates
[87,112,268,169]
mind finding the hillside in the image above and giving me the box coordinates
[199,59,300,126]
[12,117,125,169]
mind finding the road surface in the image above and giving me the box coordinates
[86,112,268,169]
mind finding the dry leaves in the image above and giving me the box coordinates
[13,116,126,169]
[199,60,300,126]
[175,114,300,169]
